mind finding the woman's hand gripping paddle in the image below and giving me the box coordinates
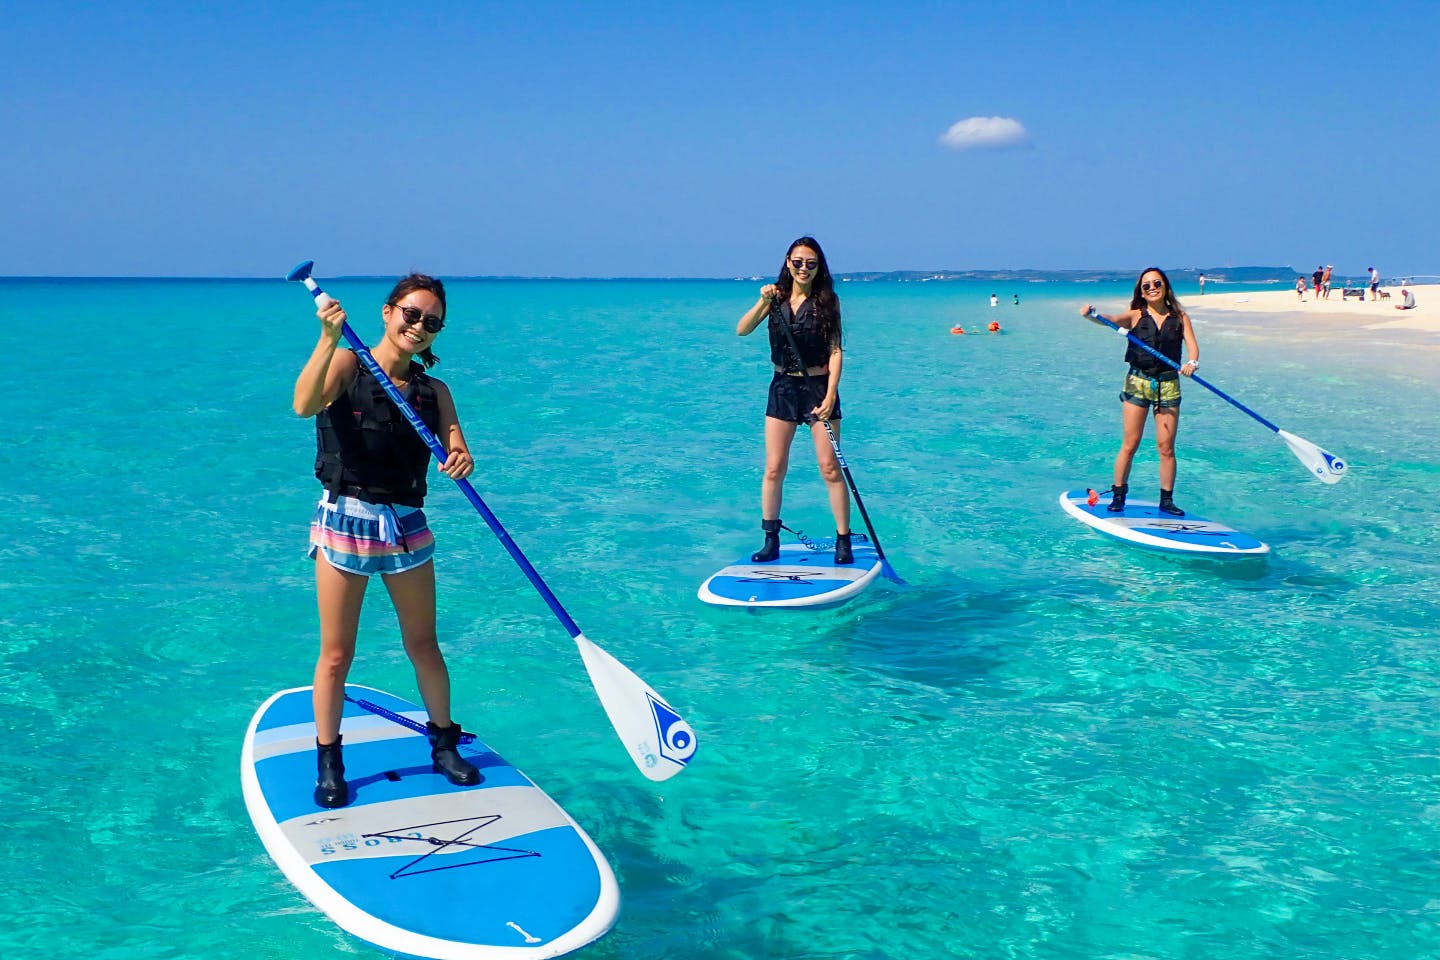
[1085,308,1348,483]
[289,261,696,781]
[769,301,904,583]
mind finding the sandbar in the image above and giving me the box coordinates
[1185,286,1439,336]
[1174,286,1439,380]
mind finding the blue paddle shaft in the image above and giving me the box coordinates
[297,269,583,639]
[1090,310,1281,433]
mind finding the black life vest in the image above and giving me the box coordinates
[768,298,837,372]
[315,360,439,507]
[1124,308,1184,378]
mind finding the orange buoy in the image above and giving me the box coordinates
[988,321,1001,332]
[950,325,965,335]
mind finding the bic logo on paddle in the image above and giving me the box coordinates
[644,693,696,769]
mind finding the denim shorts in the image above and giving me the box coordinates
[308,495,435,576]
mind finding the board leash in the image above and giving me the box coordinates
[345,694,477,745]
[784,523,871,552]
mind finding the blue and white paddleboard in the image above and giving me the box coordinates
[241,685,618,960]
[698,540,883,609]
[1058,488,1269,557]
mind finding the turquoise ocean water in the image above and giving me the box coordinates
[3,276,1437,959]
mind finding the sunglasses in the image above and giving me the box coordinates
[1141,280,1165,292]
[790,258,819,270]
[391,303,445,333]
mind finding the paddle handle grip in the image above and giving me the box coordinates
[302,276,335,309]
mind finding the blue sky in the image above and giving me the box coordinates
[4,1,1436,278]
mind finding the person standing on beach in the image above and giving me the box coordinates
[1080,267,1200,517]
[293,273,482,808]
[1312,266,1324,296]
[1321,265,1333,299]
[1296,277,1307,300]
[736,237,852,564]
[1369,266,1380,300]
[1198,273,1205,295]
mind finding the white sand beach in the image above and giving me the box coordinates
[1172,285,1440,380]
[1187,285,1440,335]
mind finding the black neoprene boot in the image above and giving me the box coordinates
[834,532,853,564]
[427,721,482,786]
[1158,489,1185,517]
[751,518,782,562]
[1107,484,1128,512]
[314,736,349,808]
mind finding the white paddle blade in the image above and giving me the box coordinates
[1278,429,1348,484]
[574,633,695,782]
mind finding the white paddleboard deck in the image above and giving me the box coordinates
[698,540,883,608]
[241,685,618,959]
[1059,488,1269,557]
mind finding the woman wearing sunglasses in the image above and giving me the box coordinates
[292,273,481,808]
[1080,266,1200,517]
[736,236,852,563]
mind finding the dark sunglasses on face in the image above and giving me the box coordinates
[392,303,445,333]
[1141,280,1165,292]
[790,258,819,270]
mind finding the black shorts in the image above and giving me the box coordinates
[765,372,841,423]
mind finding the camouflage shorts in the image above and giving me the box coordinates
[1120,369,1182,410]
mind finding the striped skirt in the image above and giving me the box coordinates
[308,495,435,577]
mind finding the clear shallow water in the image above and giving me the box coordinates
[2,276,1437,959]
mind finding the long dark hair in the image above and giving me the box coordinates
[1128,266,1183,317]
[774,236,842,348]
[386,273,446,368]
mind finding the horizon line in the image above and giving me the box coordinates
[0,265,1340,283]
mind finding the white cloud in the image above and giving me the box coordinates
[939,116,1029,151]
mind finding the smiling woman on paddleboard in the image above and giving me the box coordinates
[292,274,482,808]
[735,237,852,564]
[1081,266,1200,517]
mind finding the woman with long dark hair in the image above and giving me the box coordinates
[1081,266,1200,516]
[736,236,851,563]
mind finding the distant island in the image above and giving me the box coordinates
[830,266,1308,284]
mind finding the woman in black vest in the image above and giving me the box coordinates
[1080,267,1200,516]
[293,273,481,808]
[736,237,851,563]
